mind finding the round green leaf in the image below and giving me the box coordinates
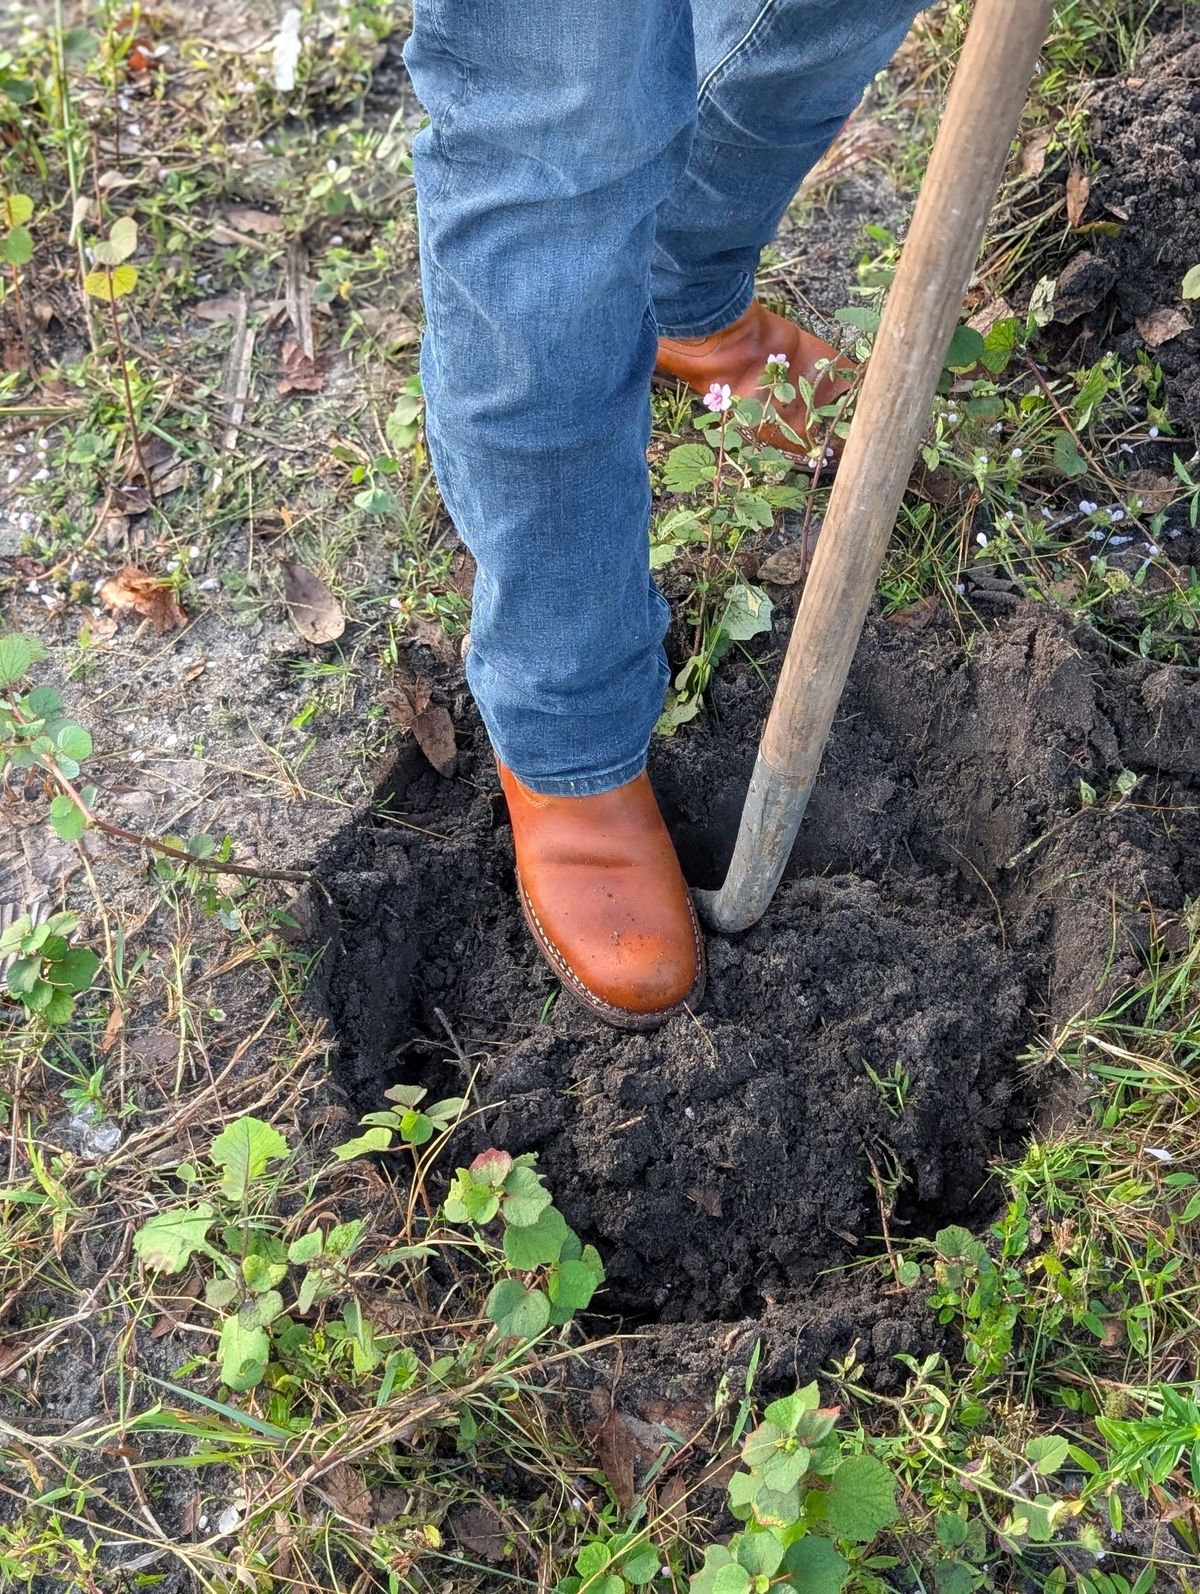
[106,215,135,261]
[0,633,46,686]
[711,1563,751,1594]
[501,1163,553,1226]
[54,721,92,762]
[6,957,40,996]
[822,1454,898,1543]
[219,1309,270,1390]
[486,1279,551,1340]
[504,1206,570,1270]
[2,193,34,227]
[2,226,33,266]
[56,947,99,994]
[781,1537,849,1594]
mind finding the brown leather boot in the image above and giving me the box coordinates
[498,763,705,1029]
[656,299,854,466]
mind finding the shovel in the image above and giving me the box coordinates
[697,0,1055,934]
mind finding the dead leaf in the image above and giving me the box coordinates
[277,337,325,395]
[447,1504,508,1564]
[118,437,188,508]
[126,1031,180,1073]
[1123,470,1179,514]
[99,1005,124,1054]
[1136,306,1192,349]
[97,565,188,633]
[281,561,345,645]
[756,526,821,585]
[887,593,939,630]
[190,296,245,322]
[448,547,477,598]
[686,1185,723,1218]
[223,207,284,236]
[1020,129,1052,178]
[390,678,457,776]
[587,1408,640,1511]
[97,507,131,549]
[322,1462,372,1525]
[967,295,1015,336]
[1066,166,1090,229]
[405,614,459,666]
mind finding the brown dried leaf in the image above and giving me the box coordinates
[1136,306,1192,349]
[190,296,245,322]
[414,704,457,776]
[97,565,187,633]
[277,337,325,395]
[967,295,1015,336]
[406,614,459,666]
[322,1462,372,1525]
[756,525,821,585]
[281,560,345,645]
[887,593,939,630]
[99,1004,124,1054]
[390,681,457,776]
[447,1504,508,1564]
[123,437,188,501]
[587,1409,640,1511]
[1020,129,1052,178]
[1066,166,1091,229]
[223,207,284,236]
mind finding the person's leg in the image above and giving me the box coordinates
[403,0,706,1027]
[403,0,695,798]
[652,0,923,336]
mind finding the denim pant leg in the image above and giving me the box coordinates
[403,0,696,796]
[652,0,922,336]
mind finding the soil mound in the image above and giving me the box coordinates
[314,605,1200,1393]
[1078,8,1200,433]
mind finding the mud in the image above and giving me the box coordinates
[315,602,1200,1396]
[1056,6,1200,436]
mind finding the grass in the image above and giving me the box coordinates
[2,1,1200,1591]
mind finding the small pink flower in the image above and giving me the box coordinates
[703,381,732,413]
[767,352,789,370]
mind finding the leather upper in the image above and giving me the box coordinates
[499,764,704,1024]
[656,299,854,461]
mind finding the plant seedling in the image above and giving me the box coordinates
[82,216,154,500]
[1,913,99,1027]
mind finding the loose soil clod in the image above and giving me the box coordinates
[316,599,1200,1395]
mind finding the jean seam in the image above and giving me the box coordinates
[515,749,650,799]
[696,0,782,108]
[655,272,755,340]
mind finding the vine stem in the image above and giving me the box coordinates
[105,268,155,505]
[51,767,311,884]
[8,698,311,884]
[692,407,729,656]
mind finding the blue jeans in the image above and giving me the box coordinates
[404,0,919,795]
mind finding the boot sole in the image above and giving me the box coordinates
[516,873,707,1032]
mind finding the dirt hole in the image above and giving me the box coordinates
[311,605,1200,1391]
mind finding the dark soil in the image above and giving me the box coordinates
[1053,5,1200,436]
[313,600,1200,1398]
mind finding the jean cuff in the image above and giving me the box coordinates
[509,747,649,799]
[654,272,756,340]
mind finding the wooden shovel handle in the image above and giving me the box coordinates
[699,0,1054,932]
[763,0,1054,780]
